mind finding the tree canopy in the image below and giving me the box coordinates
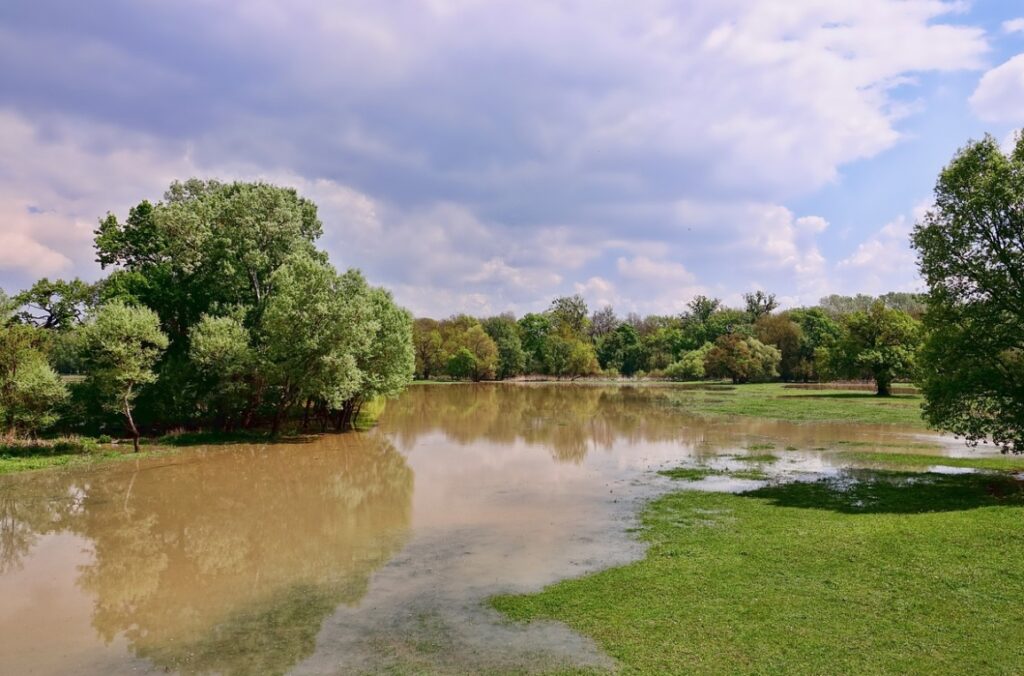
[912,134,1024,451]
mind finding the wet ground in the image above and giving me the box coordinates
[0,384,998,674]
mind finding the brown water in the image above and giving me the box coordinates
[0,384,985,674]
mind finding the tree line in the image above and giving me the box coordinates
[413,290,924,395]
[413,133,1024,454]
[0,180,415,450]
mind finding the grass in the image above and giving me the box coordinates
[665,383,926,426]
[839,451,1024,472]
[493,471,1024,674]
[0,438,170,474]
[658,466,770,482]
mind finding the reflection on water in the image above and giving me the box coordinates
[0,435,411,675]
[0,384,978,674]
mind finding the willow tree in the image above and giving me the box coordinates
[912,134,1024,452]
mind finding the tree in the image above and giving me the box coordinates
[597,324,646,376]
[546,335,599,380]
[589,306,619,340]
[412,319,445,380]
[786,308,841,381]
[755,314,803,381]
[687,295,721,325]
[79,302,168,451]
[189,313,256,430]
[446,348,477,380]
[14,278,95,331]
[548,295,589,338]
[483,315,525,380]
[517,313,551,374]
[744,291,778,322]
[0,325,68,437]
[260,255,374,434]
[704,334,781,384]
[912,134,1024,451]
[336,288,415,429]
[825,302,920,396]
[664,342,713,381]
[462,325,499,381]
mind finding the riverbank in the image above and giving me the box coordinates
[493,469,1024,673]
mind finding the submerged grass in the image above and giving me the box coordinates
[0,438,170,474]
[665,383,926,426]
[658,466,770,482]
[494,471,1024,674]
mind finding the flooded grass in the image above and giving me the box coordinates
[659,466,770,482]
[493,471,1024,673]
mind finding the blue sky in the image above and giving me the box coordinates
[2,1,1023,317]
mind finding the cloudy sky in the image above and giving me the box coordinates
[2,1,1023,317]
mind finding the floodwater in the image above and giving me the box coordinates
[0,384,990,674]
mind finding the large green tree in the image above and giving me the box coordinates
[912,135,1024,451]
[824,303,920,397]
[79,302,168,451]
[0,325,68,437]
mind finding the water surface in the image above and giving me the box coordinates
[0,384,985,674]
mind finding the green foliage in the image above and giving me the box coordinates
[517,313,552,374]
[704,334,781,383]
[547,294,590,338]
[78,301,168,449]
[663,342,712,381]
[743,290,778,322]
[0,325,68,436]
[755,314,802,380]
[13,277,95,331]
[261,255,374,426]
[412,318,445,380]
[785,307,841,380]
[446,347,477,380]
[824,302,920,396]
[597,324,646,376]
[483,315,525,379]
[912,134,1024,452]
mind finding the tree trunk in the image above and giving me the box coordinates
[876,377,892,397]
[123,393,140,453]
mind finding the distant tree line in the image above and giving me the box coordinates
[413,289,925,396]
[0,180,415,449]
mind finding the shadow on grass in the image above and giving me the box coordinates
[743,470,1024,514]
[776,391,917,401]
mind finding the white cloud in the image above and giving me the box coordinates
[1004,18,1024,34]
[835,214,921,295]
[971,54,1024,123]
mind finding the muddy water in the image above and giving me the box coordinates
[0,384,985,674]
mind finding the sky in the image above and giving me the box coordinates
[2,1,1024,318]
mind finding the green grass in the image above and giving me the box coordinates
[0,439,170,474]
[839,451,1024,472]
[737,453,779,463]
[494,471,1024,674]
[665,383,926,426]
[658,466,770,482]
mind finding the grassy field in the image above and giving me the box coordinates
[494,471,1024,674]
[664,383,927,426]
[839,451,1024,472]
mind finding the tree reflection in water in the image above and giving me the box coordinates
[0,434,413,675]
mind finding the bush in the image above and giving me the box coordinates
[664,343,713,381]
[97,434,113,444]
